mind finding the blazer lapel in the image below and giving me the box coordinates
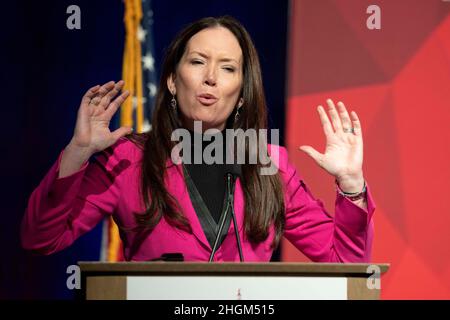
[164,157,245,251]
[165,158,211,250]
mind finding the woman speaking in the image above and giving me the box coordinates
[21,16,374,262]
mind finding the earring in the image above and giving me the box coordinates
[234,105,242,123]
[170,94,177,111]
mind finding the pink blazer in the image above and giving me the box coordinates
[21,138,375,262]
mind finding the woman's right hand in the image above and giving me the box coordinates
[59,81,131,178]
[69,80,132,155]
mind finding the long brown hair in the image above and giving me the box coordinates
[129,16,285,249]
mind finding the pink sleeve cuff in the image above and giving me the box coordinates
[334,182,376,233]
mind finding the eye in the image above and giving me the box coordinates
[223,66,236,73]
[190,59,204,65]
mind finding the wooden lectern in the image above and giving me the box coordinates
[78,262,389,300]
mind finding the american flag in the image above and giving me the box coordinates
[118,0,158,133]
[136,0,157,132]
[100,0,158,262]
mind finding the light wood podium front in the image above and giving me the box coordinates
[78,262,389,300]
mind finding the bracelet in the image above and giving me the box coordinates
[336,179,367,201]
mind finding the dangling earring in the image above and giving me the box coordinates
[234,99,243,123]
[234,106,241,123]
[170,94,177,112]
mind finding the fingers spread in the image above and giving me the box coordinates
[100,81,125,109]
[299,145,323,166]
[326,99,343,132]
[81,85,100,105]
[336,101,352,131]
[350,111,362,137]
[98,81,115,97]
[87,81,115,107]
[317,105,333,136]
[87,85,100,96]
[111,126,133,142]
[105,90,130,118]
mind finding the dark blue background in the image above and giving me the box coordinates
[1,0,288,299]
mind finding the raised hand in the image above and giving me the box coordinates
[70,80,132,154]
[59,81,131,178]
[299,99,365,193]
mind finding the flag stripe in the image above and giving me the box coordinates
[102,0,157,262]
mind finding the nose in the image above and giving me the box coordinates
[203,66,217,87]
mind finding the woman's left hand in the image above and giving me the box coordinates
[299,99,365,193]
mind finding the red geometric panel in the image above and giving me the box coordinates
[332,0,450,78]
[392,13,450,290]
[288,0,387,95]
[285,0,450,299]
[382,248,450,299]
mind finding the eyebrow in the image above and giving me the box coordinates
[188,50,240,64]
